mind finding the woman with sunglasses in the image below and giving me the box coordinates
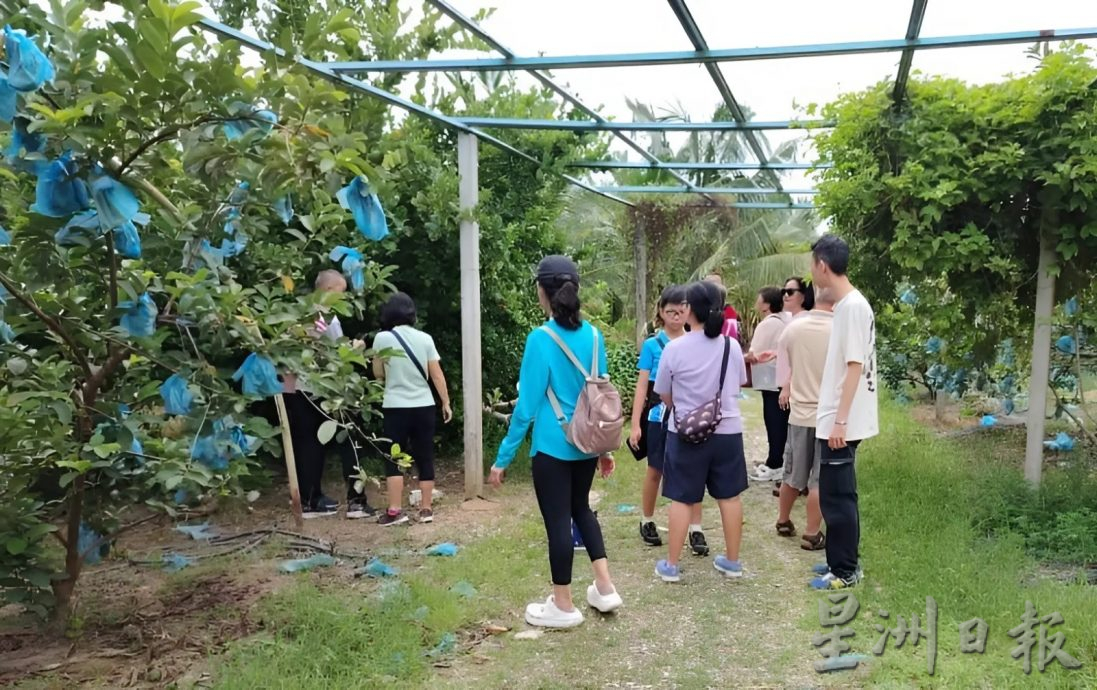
[629,286,708,555]
[782,277,815,320]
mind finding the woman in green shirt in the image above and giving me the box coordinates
[371,293,453,525]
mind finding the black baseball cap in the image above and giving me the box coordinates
[535,255,580,286]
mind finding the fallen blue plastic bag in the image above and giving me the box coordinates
[426,632,458,658]
[426,543,458,557]
[450,581,477,599]
[980,415,997,428]
[175,522,218,540]
[1044,432,1075,452]
[160,373,194,415]
[233,352,282,397]
[119,293,157,337]
[4,25,55,92]
[279,553,336,574]
[162,552,195,573]
[358,558,399,578]
[337,176,389,241]
[617,504,638,514]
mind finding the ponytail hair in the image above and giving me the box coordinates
[685,281,724,338]
[543,278,581,330]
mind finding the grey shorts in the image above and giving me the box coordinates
[782,424,820,491]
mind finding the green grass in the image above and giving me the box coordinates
[826,400,1097,689]
[208,399,1097,689]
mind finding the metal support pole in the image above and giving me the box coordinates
[458,133,484,499]
[1024,228,1056,485]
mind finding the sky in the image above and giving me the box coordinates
[394,0,1097,194]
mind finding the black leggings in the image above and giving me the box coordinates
[531,454,608,586]
[283,392,365,505]
[761,390,790,469]
[382,406,436,481]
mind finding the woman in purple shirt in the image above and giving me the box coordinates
[653,281,750,583]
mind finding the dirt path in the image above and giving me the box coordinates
[438,396,830,690]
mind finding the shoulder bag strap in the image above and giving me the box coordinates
[655,332,667,350]
[387,329,428,382]
[716,336,731,394]
[539,325,592,429]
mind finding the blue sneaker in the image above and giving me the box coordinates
[572,520,585,551]
[811,562,830,575]
[810,570,861,590]
[713,555,743,578]
[655,559,681,583]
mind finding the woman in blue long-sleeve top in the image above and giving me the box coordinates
[489,255,623,629]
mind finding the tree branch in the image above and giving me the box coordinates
[0,271,92,379]
[115,115,224,176]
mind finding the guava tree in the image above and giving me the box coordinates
[814,45,1097,482]
[0,0,476,618]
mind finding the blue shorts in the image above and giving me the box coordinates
[646,419,668,472]
[662,432,748,504]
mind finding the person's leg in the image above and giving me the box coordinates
[531,454,578,611]
[666,501,692,566]
[408,406,437,511]
[285,393,324,507]
[715,497,743,561]
[806,488,823,535]
[568,458,613,595]
[641,466,662,519]
[661,433,706,569]
[818,454,858,579]
[381,408,408,514]
[761,391,785,470]
[707,434,748,564]
[778,483,800,524]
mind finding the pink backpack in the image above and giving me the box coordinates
[540,326,624,456]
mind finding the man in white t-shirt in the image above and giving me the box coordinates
[809,235,878,590]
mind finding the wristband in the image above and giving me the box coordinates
[835,421,848,426]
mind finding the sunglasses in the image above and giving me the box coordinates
[781,287,804,296]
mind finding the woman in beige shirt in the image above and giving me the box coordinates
[745,287,789,481]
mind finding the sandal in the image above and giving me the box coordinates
[801,532,826,551]
[776,520,796,537]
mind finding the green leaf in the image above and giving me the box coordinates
[317,420,338,445]
[133,41,166,81]
[6,538,28,556]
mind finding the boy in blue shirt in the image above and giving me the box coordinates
[628,285,708,555]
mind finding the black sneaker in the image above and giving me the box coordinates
[378,509,409,526]
[346,499,378,520]
[303,495,338,519]
[640,521,662,546]
[689,530,710,557]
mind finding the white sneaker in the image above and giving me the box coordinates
[750,465,780,481]
[586,584,623,613]
[524,595,584,629]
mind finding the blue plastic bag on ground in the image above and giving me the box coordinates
[233,353,282,398]
[279,554,336,573]
[980,415,997,428]
[358,558,399,578]
[426,543,458,557]
[1044,432,1075,452]
[175,522,218,540]
[162,552,195,572]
